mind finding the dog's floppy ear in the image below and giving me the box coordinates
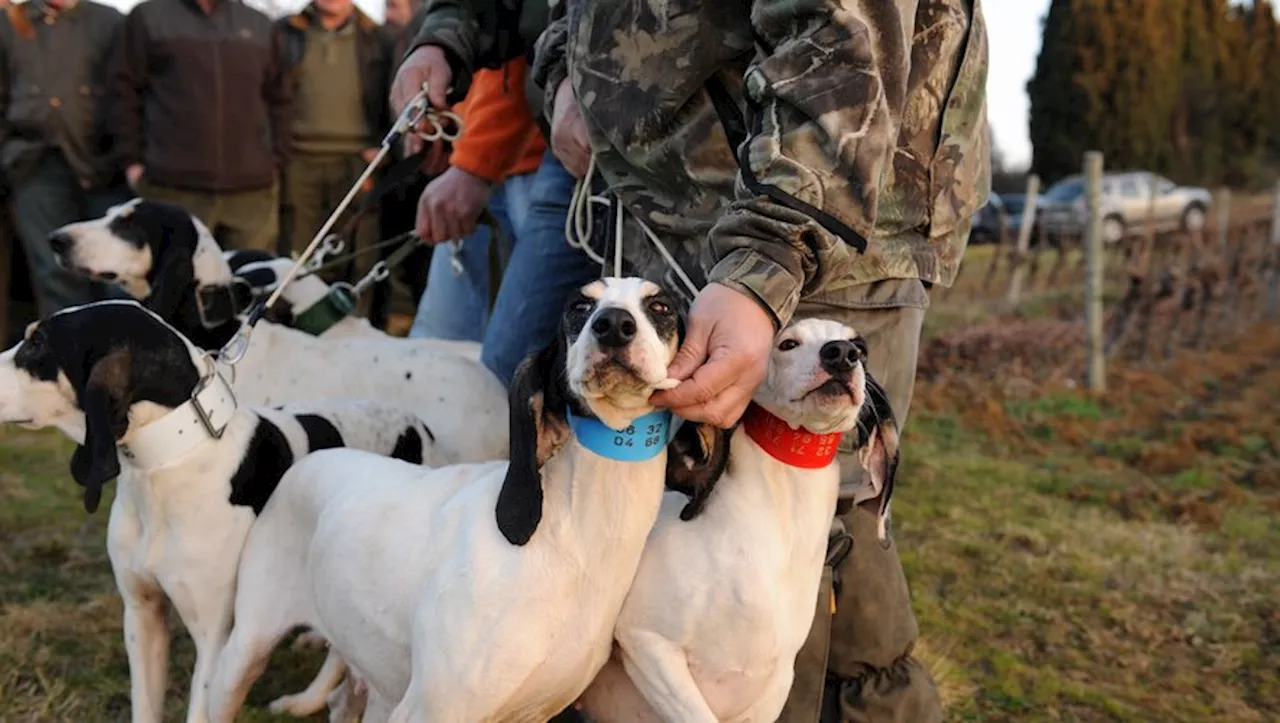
[855,371,900,540]
[139,205,200,321]
[68,348,134,513]
[666,420,734,521]
[146,237,195,321]
[496,334,570,545]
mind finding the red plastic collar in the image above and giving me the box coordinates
[741,403,842,469]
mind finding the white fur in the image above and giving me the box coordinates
[579,318,870,722]
[208,322,504,464]
[228,256,484,357]
[206,278,682,723]
[0,303,448,723]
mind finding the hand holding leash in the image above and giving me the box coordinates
[218,83,462,366]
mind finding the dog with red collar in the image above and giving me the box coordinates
[577,317,899,723]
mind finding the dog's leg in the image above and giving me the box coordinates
[617,630,719,723]
[119,587,171,723]
[268,648,348,717]
[360,688,392,723]
[205,615,290,723]
[173,586,237,723]
[328,675,371,723]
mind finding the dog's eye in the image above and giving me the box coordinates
[648,300,671,315]
[570,299,593,313]
[777,338,799,351]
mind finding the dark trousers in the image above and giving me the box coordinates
[8,150,131,317]
[135,176,280,254]
[281,152,379,316]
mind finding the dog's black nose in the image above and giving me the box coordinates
[48,231,70,256]
[591,307,637,348]
[820,340,860,375]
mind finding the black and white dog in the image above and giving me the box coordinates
[221,249,480,360]
[578,318,899,722]
[49,199,508,465]
[204,278,726,723]
[0,300,448,723]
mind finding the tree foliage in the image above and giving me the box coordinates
[1029,0,1280,189]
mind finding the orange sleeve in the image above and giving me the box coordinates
[448,57,544,184]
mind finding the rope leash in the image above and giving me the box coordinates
[564,154,699,297]
[217,84,462,366]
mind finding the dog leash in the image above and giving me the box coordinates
[564,154,700,298]
[217,84,462,366]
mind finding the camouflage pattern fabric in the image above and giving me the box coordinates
[534,0,990,328]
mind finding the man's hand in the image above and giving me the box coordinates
[550,77,591,179]
[650,283,775,428]
[360,148,380,164]
[415,166,493,244]
[125,164,144,189]
[391,45,453,159]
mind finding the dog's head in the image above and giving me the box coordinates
[496,277,690,545]
[753,318,899,496]
[49,199,242,334]
[225,254,336,328]
[0,300,204,513]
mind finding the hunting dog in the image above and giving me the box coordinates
[577,318,900,723]
[204,278,727,723]
[222,250,481,360]
[0,300,448,723]
[49,199,507,465]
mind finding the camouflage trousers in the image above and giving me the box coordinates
[778,278,943,723]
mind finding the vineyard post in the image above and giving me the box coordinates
[1268,180,1280,318]
[1004,174,1041,308]
[1083,151,1106,393]
[1215,187,1231,254]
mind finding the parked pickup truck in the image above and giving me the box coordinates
[1037,170,1211,244]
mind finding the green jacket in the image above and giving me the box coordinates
[410,0,990,325]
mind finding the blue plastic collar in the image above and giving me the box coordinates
[567,409,674,462]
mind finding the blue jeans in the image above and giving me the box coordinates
[9,151,132,317]
[481,151,601,386]
[410,172,536,341]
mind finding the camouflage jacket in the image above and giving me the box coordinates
[412,0,990,324]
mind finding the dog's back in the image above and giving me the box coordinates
[261,400,451,469]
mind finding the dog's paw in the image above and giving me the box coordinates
[654,378,680,391]
[268,692,327,717]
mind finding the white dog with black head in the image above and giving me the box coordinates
[0,300,452,723]
[203,278,727,723]
[49,199,506,465]
[577,318,900,723]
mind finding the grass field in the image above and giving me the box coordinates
[2,275,1277,721]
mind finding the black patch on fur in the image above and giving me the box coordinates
[498,303,584,545]
[391,426,424,465]
[852,370,901,518]
[16,302,199,512]
[235,266,280,290]
[296,414,345,452]
[665,422,735,521]
[228,418,296,515]
[225,249,277,272]
[115,201,239,350]
[639,288,680,345]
